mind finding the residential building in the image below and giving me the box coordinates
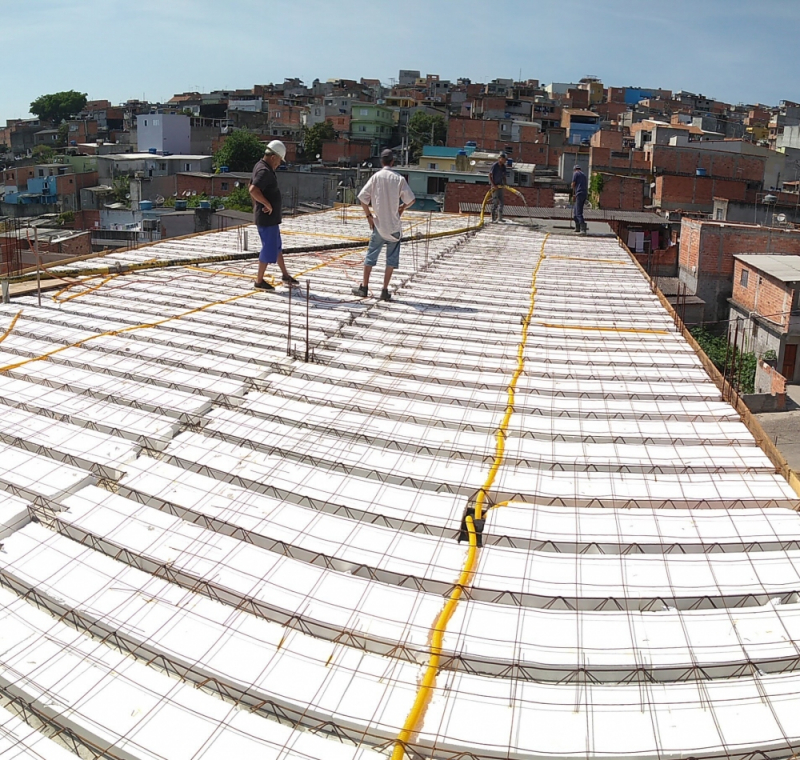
[349,104,395,153]
[136,114,191,154]
[561,109,601,145]
[729,254,800,383]
[679,218,800,322]
[96,154,213,183]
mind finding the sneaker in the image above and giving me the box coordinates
[253,280,275,291]
[379,288,392,302]
[282,273,300,286]
[352,284,368,298]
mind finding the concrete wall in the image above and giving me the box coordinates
[276,171,338,207]
[137,114,191,154]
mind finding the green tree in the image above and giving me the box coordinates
[56,122,69,147]
[408,112,447,161]
[32,145,56,162]
[214,130,264,172]
[224,184,254,213]
[690,326,756,394]
[29,90,87,124]
[303,120,336,161]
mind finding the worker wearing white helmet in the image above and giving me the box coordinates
[249,140,298,290]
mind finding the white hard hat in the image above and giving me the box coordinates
[265,139,287,161]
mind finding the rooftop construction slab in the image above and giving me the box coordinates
[0,210,798,759]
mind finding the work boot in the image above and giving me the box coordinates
[282,273,300,286]
[352,284,368,298]
[379,288,392,302]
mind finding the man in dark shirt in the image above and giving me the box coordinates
[489,152,508,223]
[249,140,298,291]
[571,164,588,235]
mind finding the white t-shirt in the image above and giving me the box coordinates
[357,167,416,242]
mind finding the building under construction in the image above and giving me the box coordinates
[0,207,799,760]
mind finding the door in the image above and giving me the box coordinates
[782,343,798,380]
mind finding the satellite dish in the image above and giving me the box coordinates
[316,153,321,159]
[470,160,476,166]
[125,193,131,199]
[776,213,787,223]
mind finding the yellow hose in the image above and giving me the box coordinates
[0,310,22,346]
[390,516,478,760]
[391,233,550,758]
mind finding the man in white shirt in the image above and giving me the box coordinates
[352,149,415,301]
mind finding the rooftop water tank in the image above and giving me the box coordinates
[198,200,211,209]
[220,166,230,173]
[148,148,157,154]
[139,200,153,210]
[175,199,188,210]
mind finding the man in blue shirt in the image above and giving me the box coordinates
[489,152,508,223]
[572,164,588,235]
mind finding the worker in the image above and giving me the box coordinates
[572,164,588,235]
[352,149,415,302]
[489,152,508,223]
[249,140,299,291]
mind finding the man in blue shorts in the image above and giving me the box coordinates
[249,140,299,291]
[352,149,415,301]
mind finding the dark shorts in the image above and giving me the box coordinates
[257,225,282,264]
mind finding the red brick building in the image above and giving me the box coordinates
[596,174,646,211]
[442,182,555,213]
[679,219,800,323]
[729,254,800,385]
[653,175,748,212]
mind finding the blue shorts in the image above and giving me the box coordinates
[364,229,400,269]
[257,225,282,264]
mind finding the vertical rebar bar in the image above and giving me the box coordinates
[287,284,292,357]
[305,280,310,363]
[722,323,733,402]
[34,227,41,308]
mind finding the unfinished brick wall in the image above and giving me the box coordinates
[648,145,766,182]
[596,174,645,211]
[442,182,555,213]
[654,175,748,210]
[591,147,649,174]
[321,139,371,163]
[590,130,624,150]
[680,220,800,277]
[446,118,502,147]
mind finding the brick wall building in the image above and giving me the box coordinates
[729,254,800,384]
[442,182,555,213]
[647,145,766,182]
[679,219,800,322]
[653,175,748,212]
[596,174,646,211]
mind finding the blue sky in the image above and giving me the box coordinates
[4,0,800,124]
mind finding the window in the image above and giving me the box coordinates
[160,163,167,171]
[716,208,724,220]
[427,176,448,194]
[153,119,159,126]
[359,126,367,132]
[143,119,147,126]
[740,269,749,288]
[360,109,369,116]
[221,182,229,191]
[184,163,191,172]
[428,162,437,170]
